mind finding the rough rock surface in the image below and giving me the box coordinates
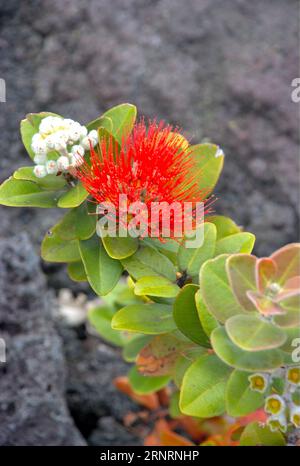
[57,325,142,445]
[0,0,299,256]
[0,234,86,445]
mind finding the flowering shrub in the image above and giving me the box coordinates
[0,103,299,446]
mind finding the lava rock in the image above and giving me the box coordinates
[0,234,85,445]
[0,0,298,259]
[58,324,141,443]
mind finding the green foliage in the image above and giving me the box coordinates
[57,182,89,208]
[225,370,265,417]
[79,236,123,296]
[2,103,298,445]
[180,354,231,417]
[88,305,128,347]
[173,284,210,346]
[0,177,61,208]
[128,366,170,394]
[112,303,176,334]
[134,276,179,298]
[178,222,217,281]
[239,422,286,446]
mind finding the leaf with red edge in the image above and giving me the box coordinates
[247,290,285,316]
[226,254,257,311]
[270,243,300,285]
[256,257,277,293]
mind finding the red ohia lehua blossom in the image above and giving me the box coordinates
[74,120,211,239]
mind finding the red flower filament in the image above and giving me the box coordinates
[75,120,210,238]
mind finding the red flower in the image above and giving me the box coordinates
[75,120,210,238]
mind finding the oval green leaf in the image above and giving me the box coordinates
[211,327,284,372]
[225,314,287,351]
[112,303,175,334]
[180,354,232,418]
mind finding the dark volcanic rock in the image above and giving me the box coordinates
[0,0,299,257]
[0,234,85,445]
[89,417,142,447]
[58,324,141,444]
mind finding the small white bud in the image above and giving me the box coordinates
[80,126,88,137]
[69,154,84,167]
[46,160,58,175]
[57,156,70,171]
[88,129,98,143]
[34,153,47,164]
[39,116,60,134]
[68,122,82,143]
[71,144,85,156]
[33,165,47,178]
[80,136,92,150]
[31,133,47,155]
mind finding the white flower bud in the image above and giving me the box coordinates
[69,154,84,167]
[71,144,85,157]
[33,165,47,178]
[57,156,70,171]
[68,122,82,143]
[34,153,47,164]
[46,160,58,175]
[39,116,61,134]
[80,136,92,150]
[80,126,88,137]
[88,129,98,145]
[31,133,47,155]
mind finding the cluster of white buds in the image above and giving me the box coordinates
[249,367,300,433]
[32,116,98,178]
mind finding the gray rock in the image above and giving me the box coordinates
[57,324,141,443]
[0,234,85,445]
[89,417,142,447]
[0,0,298,258]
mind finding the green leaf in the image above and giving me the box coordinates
[225,314,287,351]
[88,104,137,144]
[211,327,284,372]
[13,166,66,191]
[57,182,89,208]
[67,261,87,282]
[134,276,179,298]
[180,354,231,417]
[226,254,257,311]
[122,246,177,281]
[225,370,265,417]
[271,243,300,285]
[102,235,139,260]
[195,290,219,337]
[41,232,81,263]
[79,236,123,296]
[178,222,217,281]
[53,203,96,241]
[20,111,61,160]
[189,143,224,198]
[0,177,59,208]
[128,366,170,394]
[207,215,241,240]
[143,237,179,264]
[88,306,127,347]
[200,255,246,323]
[215,232,255,255]
[86,115,113,133]
[112,303,176,334]
[122,335,152,362]
[173,284,210,346]
[239,422,285,446]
